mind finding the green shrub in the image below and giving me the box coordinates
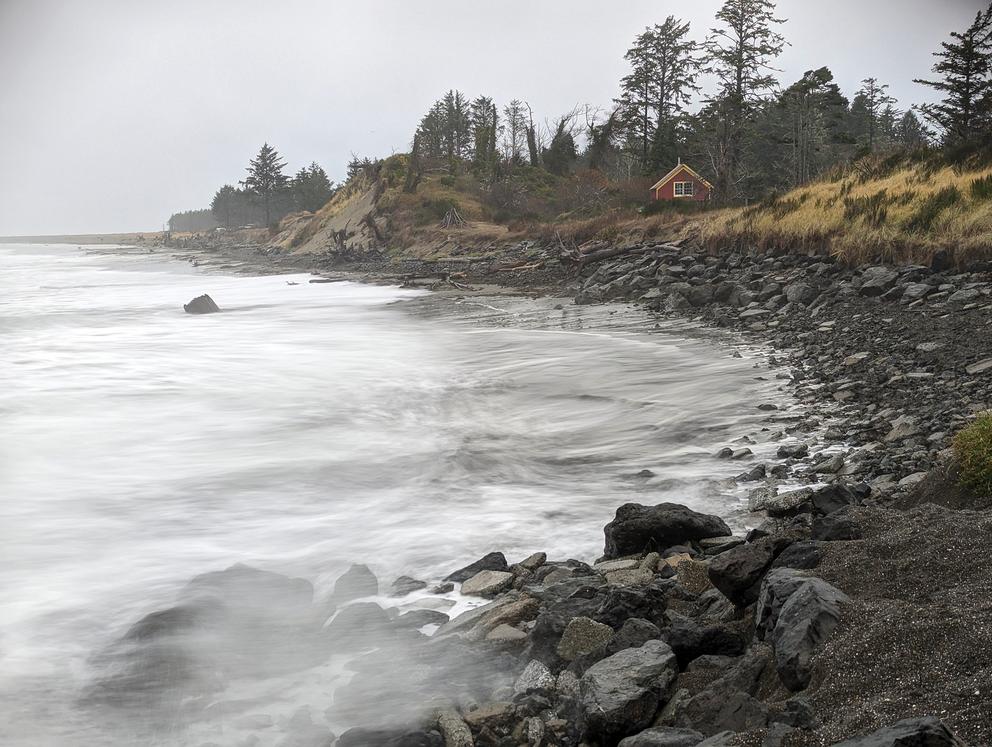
[905,186,961,233]
[416,197,459,225]
[970,174,992,201]
[953,413,992,497]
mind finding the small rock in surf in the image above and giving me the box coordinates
[183,294,220,314]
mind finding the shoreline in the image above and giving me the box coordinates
[62,237,992,744]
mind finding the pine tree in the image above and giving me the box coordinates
[856,78,897,150]
[617,17,701,172]
[778,67,848,185]
[292,162,334,213]
[915,5,992,143]
[705,0,787,201]
[241,143,289,226]
[470,96,500,176]
[211,184,239,229]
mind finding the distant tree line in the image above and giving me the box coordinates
[393,0,991,206]
[199,145,336,231]
[167,208,218,232]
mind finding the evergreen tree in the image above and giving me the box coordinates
[897,110,932,148]
[292,162,335,213]
[704,0,787,201]
[211,184,239,229]
[778,67,848,185]
[241,143,289,226]
[856,77,897,150]
[470,96,500,176]
[617,17,701,173]
[915,5,992,143]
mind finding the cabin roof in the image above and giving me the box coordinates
[650,163,714,191]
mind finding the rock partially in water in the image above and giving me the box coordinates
[84,564,323,708]
[604,503,732,559]
[183,293,220,314]
[333,564,379,602]
[445,551,508,582]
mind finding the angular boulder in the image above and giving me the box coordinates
[445,551,508,582]
[556,616,614,661]
[755,569,850,690]
[604,503,732,559]
[833,716,967,747]
[580,640,679,743]
[333,564,378,603]
[708,535,792,607]
[183,294,220,314]
[858,266,899,297]
[460,570,514,598]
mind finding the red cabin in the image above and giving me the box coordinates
[649,161,713,202]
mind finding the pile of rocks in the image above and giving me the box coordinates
[325,500,965,746]
[575,247,992,494]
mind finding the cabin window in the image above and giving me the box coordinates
[674,181,695,197]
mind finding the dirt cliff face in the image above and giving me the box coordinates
[270,181,387,256]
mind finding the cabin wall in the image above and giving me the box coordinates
[651,167,710,201]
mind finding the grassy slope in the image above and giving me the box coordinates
[694,156,992,265]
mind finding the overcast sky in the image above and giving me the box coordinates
[0,0,985,235]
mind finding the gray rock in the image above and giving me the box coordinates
[884,415,920,442]
[777,443,809,459]
[832,716,967,747]
[947,288,980,304]
[902,282,933,301]
[812,510,862,541]
[708,536,793,607]
[580,640,679,743]
[460,570,514,598]
[812,453,845,474]
[859,266,898,296]
[756,570,850,690]
[604,503,732,559]
[966,357,992,375]
[514,659,555,696]
[445,552,508,582]
[333,564,378,603]
[764,488,814,518]
[556,616,613,661]
[183,294,220,314]
[434,709,472,747]
[618,726,706,747]
[389,576,426,597]
[784,282,816,305]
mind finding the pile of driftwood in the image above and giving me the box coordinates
[558,236,682,269]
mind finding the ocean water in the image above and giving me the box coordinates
[0,243,800,745]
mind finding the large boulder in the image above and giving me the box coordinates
[708,536,792,607]
[556,616,614,661]
[662,614,746,669]
[809,483,868,516]
[833,716,967,747]
[183,294,220,314]
[580,640,679,743]
[755,569,850,690]
[604,503,732,559]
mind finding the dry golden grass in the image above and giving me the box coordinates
[695,161,992,265]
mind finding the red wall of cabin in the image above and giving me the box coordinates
[652,166,710,201]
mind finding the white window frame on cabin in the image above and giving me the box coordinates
[673,181,695,197]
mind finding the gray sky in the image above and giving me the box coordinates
[0,0,985,235]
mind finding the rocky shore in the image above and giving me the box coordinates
[110,237,991,745]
